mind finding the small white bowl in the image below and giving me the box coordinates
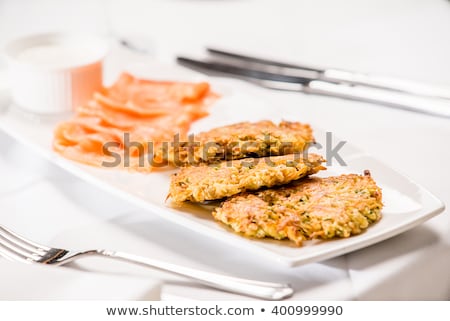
[4,33,108,114]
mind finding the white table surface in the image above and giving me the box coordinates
[0,0,449,300]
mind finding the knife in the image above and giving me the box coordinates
[177,56,450,118]
[207,48,450,101]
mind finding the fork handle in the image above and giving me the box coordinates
[97,250,293,300]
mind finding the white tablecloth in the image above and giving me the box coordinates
[0,0,449,300]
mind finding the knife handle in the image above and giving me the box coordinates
[305,80,450,118]
[323,69,450,101]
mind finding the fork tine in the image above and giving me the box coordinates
[0,225,48,262]
[0,225,50,251]
[0,242,35,264]
[0,226,71,266]
[0,234,42,261]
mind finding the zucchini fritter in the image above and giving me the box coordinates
[164,120,314,165]
[212,171,383,246]
[169,153,325,203]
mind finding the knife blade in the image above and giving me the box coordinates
[177,57,312,84]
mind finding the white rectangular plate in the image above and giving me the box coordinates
[0,64,444,266]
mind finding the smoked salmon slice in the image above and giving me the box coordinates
[53,73,218,172]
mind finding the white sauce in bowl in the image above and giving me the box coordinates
[14,37,107,69]
[16,44,95,68]
[5,33,108,114]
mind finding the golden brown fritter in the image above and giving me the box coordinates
[163,120,314,166]
[169,154,325,203]
[212,171,383,246]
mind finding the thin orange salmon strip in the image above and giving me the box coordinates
[53,73,218,172]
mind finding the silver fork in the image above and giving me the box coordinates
[0,225,293,300]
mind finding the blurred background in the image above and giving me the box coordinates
[1,0,450,85]
[0,0,449,300]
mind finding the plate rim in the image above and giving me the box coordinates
[0,71,445,267]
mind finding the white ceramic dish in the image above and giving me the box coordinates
[0,64,444,267]
[4,33,108,114]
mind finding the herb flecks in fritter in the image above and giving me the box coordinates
[169,154,325,203]
[212,171,383,246]
[164,120,314,166]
